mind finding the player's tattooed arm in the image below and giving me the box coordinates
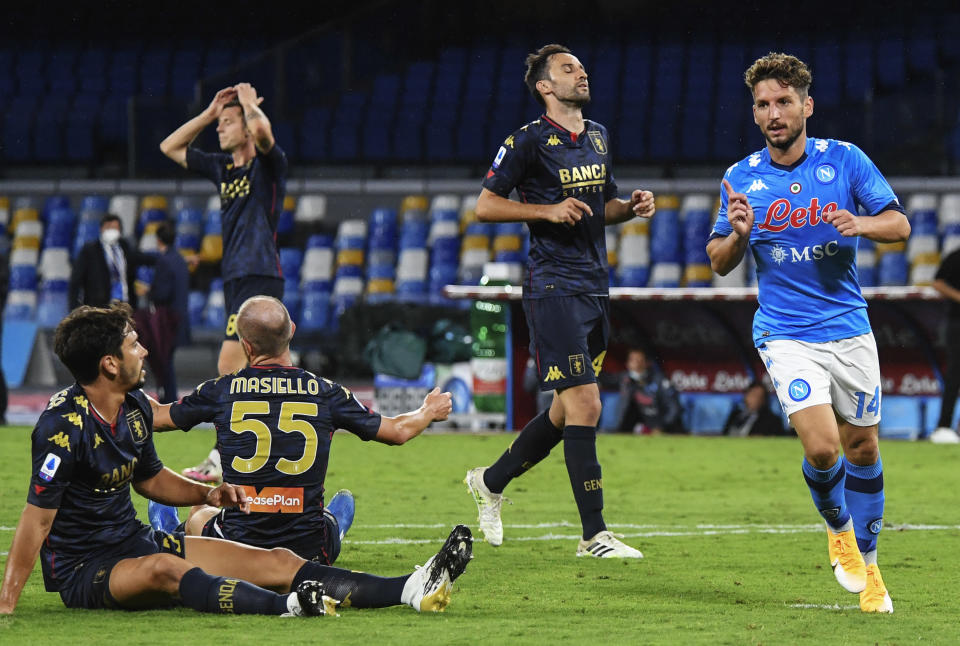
[234,82,275,153]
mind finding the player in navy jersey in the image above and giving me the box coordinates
[161,82,287,484]
[706,53,910,613]
[146,296,453,565]
[464,44,655,558]
[0,304,472,616]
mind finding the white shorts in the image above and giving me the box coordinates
[757,332,882,426]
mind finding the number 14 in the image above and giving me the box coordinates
[854,386,881,419]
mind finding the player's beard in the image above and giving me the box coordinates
[763,118,804,151]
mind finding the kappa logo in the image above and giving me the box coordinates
[569,354,586,377]
[544,365,566,382]
[546,134,562,146]
[62,412,83,428]
[503,135,515,149]
[748,153,762,167]
[48,432,71,452]
[587,130,607,155]
[814,138,829,153]
[746,179,769,193]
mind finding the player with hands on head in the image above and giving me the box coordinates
[160,83,288,485]
[706,52,910,613]
[465,43,652,559]
[146,296,453,567]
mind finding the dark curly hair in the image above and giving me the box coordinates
[744,52,812,98]
[54,303,135,384]
[524,43,573,107]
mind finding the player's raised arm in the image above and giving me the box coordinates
[0,504,57,614]
[476,188,592,226]
[235,82,275,153]
[160,86,237,167]
[707,179,754,276]
[604,189,655,226]
[375,387,452,445]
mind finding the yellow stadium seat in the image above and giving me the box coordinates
[459,209,477,233]
[141,195,168,211]
[143,221,162,234]
[283,195,296,212]
[400,195,429,213]
[13,236,40,250]
[874,241,907,255]
[622,219,649,235]
[337,249,364,266]
[367,278,395,294]
[683,264,714,284]
[461,234,490,251]
[11,207,39,234]
[200,234,223,262]
[607,249,618,266]
[912,252,941,266]
[655,194,680,210]
[492,235,521,253]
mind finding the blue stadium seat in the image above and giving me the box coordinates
[10,265,38,291]
[188,291,207,329]
[44,208,77,249]
[81,195,110,216]
[204,210,222,236]
[307,234,333,249]
[300,106,332,162]
[878,252,908,286]
[279,247,304,281]
[650,207,681,264]
[73,220,101,257]
[205,279,226,330]
[175,232,200,251]
[300,289,332,331]
[681,393,738,435]
[618,265,650,287]
[277,209,294,237]
[283,280,302,325]
[37,279,69,328]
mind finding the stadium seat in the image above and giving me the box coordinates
[204,279,227,331]
[279,247,304,282]
[188,291,207,329]
[43,208,77,249]
[108,195,138,237]
[73,220,101,258]
[878,252,909,286]
[300,288,332,331]
[5,289,38,321]
[39,248,71,281]
[650,195,681,263]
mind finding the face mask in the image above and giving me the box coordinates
[101,229,121,245]
[628,370,642,381]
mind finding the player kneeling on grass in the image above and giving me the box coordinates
[0,304,472,616]
[145,295,454,568]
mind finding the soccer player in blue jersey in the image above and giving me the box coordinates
[0,304,471,616]
[161,82,288,483]
[706,53,910,613]
[147,296,454,565]
[464,44,655,558]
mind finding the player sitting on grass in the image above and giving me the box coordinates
[146,295,454,567]
[0,304,472,616]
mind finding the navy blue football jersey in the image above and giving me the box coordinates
[169,365,381,549]
[27,385,164,591]
[186,144,287,281]
[482,116,619,299]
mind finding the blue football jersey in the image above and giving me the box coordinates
[482,116,619,299]
[27,385,164,591]
[170,366,381,551]
[186,144,287,282]
[712,138,903,346]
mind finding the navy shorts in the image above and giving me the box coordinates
[202,509,342,565]
[58,525,186,610]
[223,276,285,340]
[522,294,610,392]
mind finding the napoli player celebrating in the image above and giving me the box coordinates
[0,304,472,616]
[161,83,287,484]
[464,44,655,558]
[706,53,910,612]
[148,296,454,566]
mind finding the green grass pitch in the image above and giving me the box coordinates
[1,426,958,645]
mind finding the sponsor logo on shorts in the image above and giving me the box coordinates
[544,365,566,383]
[868,518,883,535]
[788,378,811,401]
[238,485,304,513]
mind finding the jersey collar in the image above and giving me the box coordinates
[541,115,585,144]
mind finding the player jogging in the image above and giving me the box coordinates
[147,296,453,566]
[161,83,287,483]
[0,304,472,616]
[706,52,910,613]
[464,44,655,558]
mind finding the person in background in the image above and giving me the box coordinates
[134,221,190,403]
[69,214,156,309]
[608,347,685,435]
[929,247,960,444]
[722,381,787,437]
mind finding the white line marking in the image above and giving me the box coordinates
[788,604,859,610]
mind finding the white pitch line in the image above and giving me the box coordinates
[788,604,859,610]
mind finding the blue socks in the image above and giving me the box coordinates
[801,457,852,531]
[843,456,884,558]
